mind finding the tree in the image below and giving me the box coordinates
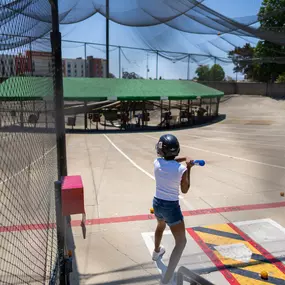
[122,71,143,79]
[229,0,285,82]
[195,65,210,81]
[276,73,285,83]
[228,43,258,80]
[210,64,225,81]
[257,0,285,82]
[195,64,225,81]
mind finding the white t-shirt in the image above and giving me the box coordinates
[154,158,187,201]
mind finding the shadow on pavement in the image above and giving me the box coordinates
[64,246,285,284]
[65,115,226,135]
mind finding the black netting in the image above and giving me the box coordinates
[1,0,285,48]
[0,26,58,285]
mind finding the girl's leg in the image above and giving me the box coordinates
[161,221,187,284]
[154,219,166,252]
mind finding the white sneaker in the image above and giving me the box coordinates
[152,246,166,261]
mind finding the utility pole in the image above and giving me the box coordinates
[106,0,109,78]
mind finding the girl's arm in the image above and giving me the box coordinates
[174,157,187,163]
[180,160,194,193]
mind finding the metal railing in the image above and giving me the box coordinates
[176,266,215,285]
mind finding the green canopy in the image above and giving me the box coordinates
[0,77,224,101]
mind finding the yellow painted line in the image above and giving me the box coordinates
[232,274,271,285]
[206,223,238,234]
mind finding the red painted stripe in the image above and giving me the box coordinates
[187,228,240,285]
[70,201,285,227]
[1,201,285,233]
[70,214,156,227]
[228,223,285,275]
[182,201,285,217]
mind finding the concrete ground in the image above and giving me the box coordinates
[66,95,285,285]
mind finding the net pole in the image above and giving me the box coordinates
[50,0,67,179]
[106,0,110,78]
[214,57,217,81]
[84,42,87,77]
[54,181,66,285]
[50,1,67,283]
[160,100,163,128]
[146,52,149,79]
[29,38,33,76]
[119,46,121,78]
[187,54,190,80]
[156,51,158,80]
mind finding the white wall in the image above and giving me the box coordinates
[33,57,51,76]
[64,58,86,77]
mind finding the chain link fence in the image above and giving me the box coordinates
[0,32,59,284]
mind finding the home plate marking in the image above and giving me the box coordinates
[214,243,252,263]
[187,219,285,284]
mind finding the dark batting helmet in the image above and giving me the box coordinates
[156,134,180,159]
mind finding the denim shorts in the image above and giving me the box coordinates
[153,197,184,227]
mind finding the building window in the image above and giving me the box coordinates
[67,63,71,68]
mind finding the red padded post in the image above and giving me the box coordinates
[61,175,85,216]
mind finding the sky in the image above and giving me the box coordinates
[59,0,263,80]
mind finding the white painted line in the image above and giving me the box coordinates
[141,231,172,276]
[179,133,285,149]
[218,115,285,118]
[194,129,285,137]
[103,134,195,210]
[103,134,155,180]
[143,134,285,170]
[0,146,56,186]
[203,125,284,132]
[234,218,285,234]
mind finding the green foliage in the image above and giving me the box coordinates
[259,0,285,27]
[276,73,285,83]
[210,64,225,81]
[228,43,256,76]
[195,64,225,81]
[195,65,210,81]
[229,0,285,82]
